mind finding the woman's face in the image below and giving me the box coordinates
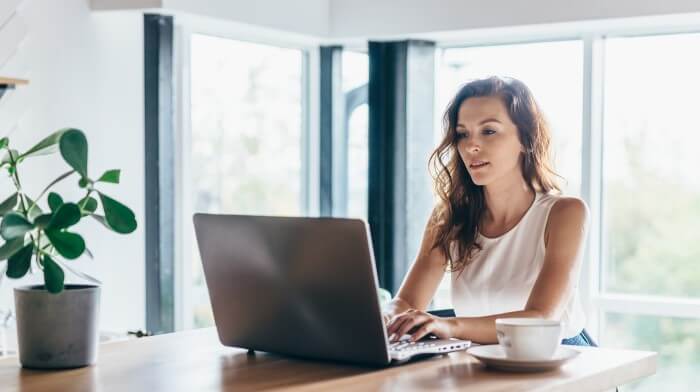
[455,96,524,187]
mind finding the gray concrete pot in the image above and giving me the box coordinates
[14,284,100,369]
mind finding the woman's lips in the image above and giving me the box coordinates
[469,161,490,170]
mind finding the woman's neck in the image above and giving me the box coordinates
[482,181,535,228]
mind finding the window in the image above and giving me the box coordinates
[189,34,306,327]
[599,33,700,389]
[342,50,369,220]
[346,103,368,219]
[602,313,700,390]
[602,34,700,298]
[431,41,584,309]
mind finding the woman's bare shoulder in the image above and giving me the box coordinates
[547,195,589,230]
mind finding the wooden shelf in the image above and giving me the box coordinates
[0,77,29,85]
[0,77,28,100]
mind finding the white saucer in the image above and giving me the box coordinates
[467,345,580,372]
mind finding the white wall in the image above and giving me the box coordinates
[329,0,700,38]
[167,0,330,37]
[92,0,331,37]
[0,0,145,333]
[91,0,700,40]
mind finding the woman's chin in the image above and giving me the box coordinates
[469,173,489,186]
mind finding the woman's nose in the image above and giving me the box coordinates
[464,139,480,153]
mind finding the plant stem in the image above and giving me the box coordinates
[7,161,28,215]
[79,189,93,210]
[28,170,75,212]
[9,175,29,214]
[5,147,38,249]
[35,231,41,271]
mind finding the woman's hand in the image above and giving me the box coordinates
[382,313,393,326]
[381,298,411,327]
[386,309,455,342]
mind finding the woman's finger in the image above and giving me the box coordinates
[410,322,433,342]
[387,309,413,332]
[396,314,428,339]
[382,313,392,325]
[387,313,412,337]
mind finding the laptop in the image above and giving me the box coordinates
[193,214,471,366]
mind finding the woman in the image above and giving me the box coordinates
[384,76,595,347]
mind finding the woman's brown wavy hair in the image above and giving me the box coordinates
[429,76,561,274]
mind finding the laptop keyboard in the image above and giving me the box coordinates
[390,339,435,352]
[388,335,471,361]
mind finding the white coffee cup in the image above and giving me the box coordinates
[495,318,563,360]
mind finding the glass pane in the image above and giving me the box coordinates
[347,104,368,219]
[602,312,700,391]
[342,50,368,93]
[343,50,369,219]
[431,41,583,309]
[190,34,304,327]
[602,34,700,297]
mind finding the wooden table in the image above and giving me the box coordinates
[0,327,656,391]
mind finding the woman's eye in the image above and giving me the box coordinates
[483,129,496,135]
[456,132,467,139]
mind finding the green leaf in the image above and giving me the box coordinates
[33,213,53,228]
[98,193,137,234]
[6,243,33,278]
[97,169,120,184]
[20,129,69,159]
[78,196,98,216]
[0,212,34,240]
[47,203,81,230]
[45,229,85,259]
[90,214,109,229]
[42,255,65,294]
[0,237,25,260]
[0,193,18,216]
[0,137,8,149]
[23,145,59,158]
[48,192,63,212]
[59,129,88,178]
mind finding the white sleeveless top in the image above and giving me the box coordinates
[450,192,586,338]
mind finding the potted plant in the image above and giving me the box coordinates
[0,128,136,369]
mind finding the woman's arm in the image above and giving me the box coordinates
[383,211,447,321]
[390,197,589,343]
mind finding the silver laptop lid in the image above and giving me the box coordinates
[193,214,391,366]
